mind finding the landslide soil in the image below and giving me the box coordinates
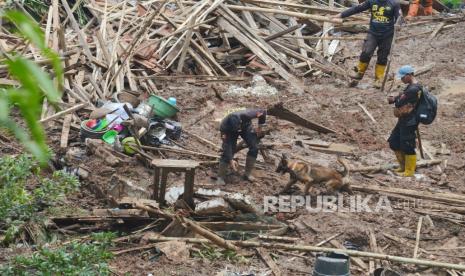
[2,21,465,276]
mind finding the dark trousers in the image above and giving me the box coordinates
[360,33,394,66]
[388,122,417,155]
[220,128,258,163]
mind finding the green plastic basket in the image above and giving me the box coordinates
[148,95,179,118]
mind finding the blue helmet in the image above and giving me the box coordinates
[396,65,415,79]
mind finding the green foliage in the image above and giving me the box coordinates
[21,0,50,19]
[90,232,118,245]
[191,244,246,263]
[0,233,115,276]
[34,170,80,206]
[0,154,80,244]
[0,11,63,164]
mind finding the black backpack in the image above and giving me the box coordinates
[416,86,437,125]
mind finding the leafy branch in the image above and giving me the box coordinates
[0,10,63,164]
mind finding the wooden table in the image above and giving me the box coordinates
[151,159,200,208]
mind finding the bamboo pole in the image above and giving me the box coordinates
[146,236,465,271]
[351,184,465,206]
[181,218,241,252]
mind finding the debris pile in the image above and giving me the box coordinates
[2,0,465,274]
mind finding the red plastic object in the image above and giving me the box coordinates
[86,119,98,129]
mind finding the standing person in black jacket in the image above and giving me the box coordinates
[216,108,267,185]
[333,0,401,88]
[388,65,421,177]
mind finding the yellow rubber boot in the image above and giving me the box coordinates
[352,61,368,80]
[394,151,405,173]
[399,154,416,177]
[374,64,386,88]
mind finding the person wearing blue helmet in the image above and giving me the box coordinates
[387,65,422,177]
[217,108,267,184]
[333,0,401,88]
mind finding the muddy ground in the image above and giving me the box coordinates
[2,20,465,275]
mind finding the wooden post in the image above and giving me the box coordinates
[159,169,168,205]
[153,167,160,201]
[417,127,425,159]
[183,168,196,209]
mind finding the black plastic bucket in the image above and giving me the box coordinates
[313,252,350,276]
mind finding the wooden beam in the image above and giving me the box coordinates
[267,102,336,134]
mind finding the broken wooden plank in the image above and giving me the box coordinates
[351,183,465,206]
[60,0,94,60]
[368,229,380,271]
[307,143,356,155]
[413,216,424,258]
[357,103,377,123]
[267,102,336,134]
[176,16,195,73]
[429,22,446,40]
[60,104,73,148]
[257,248,282,276]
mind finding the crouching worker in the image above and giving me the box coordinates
[216,108,267,185]
[387,65,421,177]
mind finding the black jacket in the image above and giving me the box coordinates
[341,0,400,38]
[220,108,267,133]
[395,83,422,126]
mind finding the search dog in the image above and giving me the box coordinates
[276,154,353,195]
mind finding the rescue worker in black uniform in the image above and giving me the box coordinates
[217,108,267,185]
[333,0,401,88]
[388,65,421,177]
